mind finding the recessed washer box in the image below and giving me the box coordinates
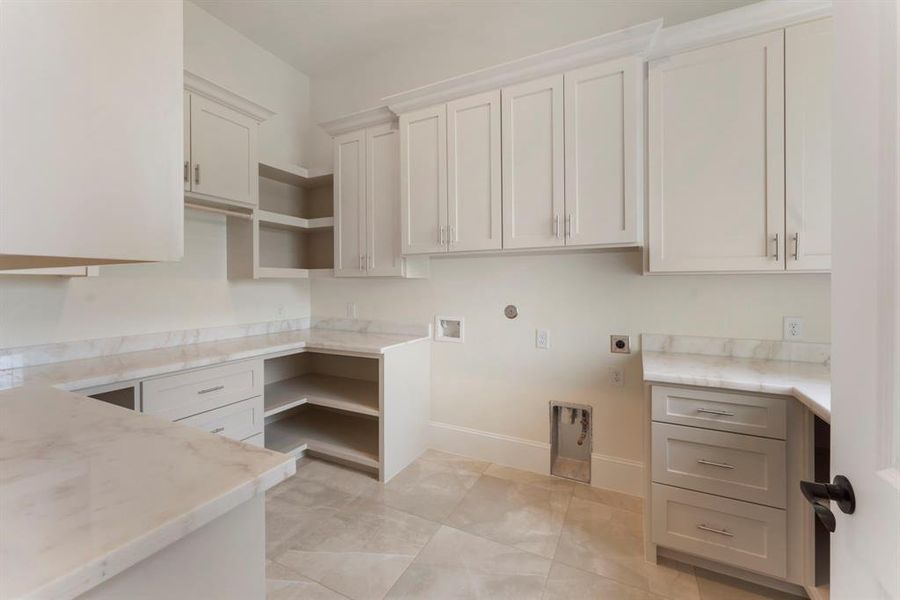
[434,316,464,343]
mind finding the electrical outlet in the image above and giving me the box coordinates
[346,303,358,319]
[609,367,625,387]
[783,316,804,340]
[536,329,550,349]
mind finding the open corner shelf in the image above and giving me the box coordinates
[259,160,333,189]
[257,210,333,231]
[264,373,379,418]
[265,406,379,470]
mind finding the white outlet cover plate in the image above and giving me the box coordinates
[608,367,625,387]
[435,315,465,343]
[783,316,804,340]
[536,329,550,349]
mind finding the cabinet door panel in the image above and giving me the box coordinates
[564,58,640,246]
[400,105,447,255]
[184,92,191,192]
[648,31,785,272]
[502,75,565,249]
[334,130,366,277]
[190,95,258,207]
[367,124,403,276]
[448,91,502,252]
[786,18,833,272]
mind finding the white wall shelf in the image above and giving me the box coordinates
[259,160,333,189]
[265,406,380,470]
[257,211,334,231]
[264,374,379,418]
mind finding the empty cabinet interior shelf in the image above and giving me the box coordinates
[257,211,334,231]
[265,406,379,469]
[264,373,379,418]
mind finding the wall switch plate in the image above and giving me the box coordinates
[610,335,631,354]
[536,329,550,349]
[609,367,625,387]
[346,303,358,319]
[783,316,804,340]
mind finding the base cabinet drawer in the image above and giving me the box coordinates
[652,385,787,439]
[652,484,786,579]
[142,360,263,421]
[652,422,787,508]
[176,396,264,442]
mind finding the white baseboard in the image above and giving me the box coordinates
[427,421,644,497]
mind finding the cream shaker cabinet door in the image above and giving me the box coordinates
[366,124,404,277]
[447,91,502,252]
[184,92,191,192]
[400,105,448,255]
[648,31,786,272]
[334,129,367,277]
[502,75,565,249]
[564,58,641,246]
[189,95,258,207]
[786,18,833,272]
[0,0,183,267]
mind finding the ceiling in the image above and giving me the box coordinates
[192,0,757,78]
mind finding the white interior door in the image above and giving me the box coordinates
[366,124,403,277]
[333,130,366,277]
[786,18,833,272]
[831,1,900,598]
[564,58,640,247]
[502,74,565,249]
[400,105,447,255]
[190,95,258,207]
[648,31,785,272]
[447,90,502,252]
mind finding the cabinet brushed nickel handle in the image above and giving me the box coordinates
[565,214,572,238]
[449,226,455,245]
[696,407,735,417]
[793,232,800,260]
[553,214,560,239]
[197,385,224,395]
[194,163,200,185]
[184,161,189,183]
[359,255,364,271]
[697,524,733,537]
[211,427,225,434]
[697,458,735,470]
[439,226,445,245]
[367,254,372,270]
[772,233,779,261]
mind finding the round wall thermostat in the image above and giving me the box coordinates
[504,305,518,319]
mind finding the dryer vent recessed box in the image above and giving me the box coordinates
[434,316,464,343]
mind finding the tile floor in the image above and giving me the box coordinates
[265,450,799,600]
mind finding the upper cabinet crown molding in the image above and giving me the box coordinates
[383,18,662,114]
[319,106,396,137]
[649,0,831,59]
[184,70,275,123]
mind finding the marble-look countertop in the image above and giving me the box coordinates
[642,350,831,422]
[0,385,296,600]
[0,326,430,393]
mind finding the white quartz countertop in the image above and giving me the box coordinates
[0,385,296,600]
[0,326,430,393]
[642,350,831,422]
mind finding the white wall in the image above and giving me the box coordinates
[0,3,313,348]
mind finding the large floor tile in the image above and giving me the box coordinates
[417,449,491,474]
[483,464,577,492]
[385,526,552,600]
[266,497,338,557]
[267,578,348,600]
[572,484,643,515]
[554,497,699,600]
[271,496,440,600]
[291,458,382,497]
[445,474,572,557]
[695,568,798,600]
[542,562,660,600]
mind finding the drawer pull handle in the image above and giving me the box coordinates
[696,407,735,417]
[198,385,225,395]
[697,523,733,537]
[697,458,735,470]
[211,427,225,434]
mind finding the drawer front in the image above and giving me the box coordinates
[142,360,263,421]
[652,484,786,578]
[651,385,787,439]
[176,396,263,442]
[652,423,786,508]
[241,432,265,448]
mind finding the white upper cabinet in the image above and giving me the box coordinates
[564,58,641,246]
[187,95,259,208]
[333,130,366,277]
[447,91,502,252]
[400,105,447,255]
[785,18,833,272]
[648,31,786,273]
[0,1,183,268]
[501,75,566,249]
[366,124,403,276]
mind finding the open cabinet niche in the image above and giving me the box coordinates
[226,165,334,279]
[263,352,381,476]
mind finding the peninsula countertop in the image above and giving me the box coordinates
[641,334,831,422]
[0,385,295,600]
